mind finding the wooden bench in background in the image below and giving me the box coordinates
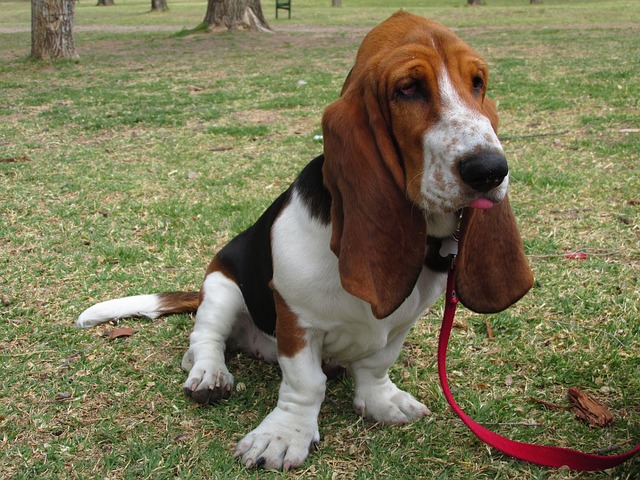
[276,0,291,19]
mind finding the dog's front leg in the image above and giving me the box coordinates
[181,272,243,404]
[234,327,326,470]
[351,326,431,424]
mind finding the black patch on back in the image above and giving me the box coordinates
[293,155,331,224]
[214,155,330,336]
[215,191,289,336]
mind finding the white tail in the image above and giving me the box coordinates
[77,292,199,328]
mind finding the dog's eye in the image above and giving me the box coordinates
[399,84,417,97]
[472,76,485,95]
[396,82,425,101]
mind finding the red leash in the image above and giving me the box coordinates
[438,263,640,471]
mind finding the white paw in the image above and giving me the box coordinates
[183,360,234,405]
[234,409,319,470]
[354,384,430,424]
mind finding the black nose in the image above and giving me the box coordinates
[458,151,508,192]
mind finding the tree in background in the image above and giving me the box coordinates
[151,0,169,12]
[31,0,78,59]
[203,0,271,32]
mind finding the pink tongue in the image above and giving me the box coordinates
[469,198,495,210]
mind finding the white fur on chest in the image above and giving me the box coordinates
[271,191,448,364]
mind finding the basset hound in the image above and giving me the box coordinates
[77,11,533,470]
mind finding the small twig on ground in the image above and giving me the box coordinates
[547,320,627,348]
[484,318,494,341]
[528,250,617,259]
[529,397,568,411]
[0,155,31,163]
[3,350,56,357]
[594,441,632,455]
[492,422,544,427]
[500,130,569,140]
[452,419,543,427]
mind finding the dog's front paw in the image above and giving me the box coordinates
[182,360,234,405]
[234,409,319,470]
[354,383,430,424]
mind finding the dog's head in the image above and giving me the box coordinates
[322,11,533,318]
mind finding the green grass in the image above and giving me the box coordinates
[1,0,639,478]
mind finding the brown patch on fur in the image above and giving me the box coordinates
[157,291,200,315]
[273,288,306,357]
[199,255,237,304]
[204,254,237,280]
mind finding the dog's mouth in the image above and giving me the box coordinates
[464,172,509,210]
[468,197,496,210]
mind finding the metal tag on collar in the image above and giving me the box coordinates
[439,237,459,258]
[439,210,462,258]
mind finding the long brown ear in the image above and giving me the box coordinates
[455,198,533,313]
[322,90,427,319]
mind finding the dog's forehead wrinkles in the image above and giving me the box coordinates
[438,72,476,118]
[354,13,470,76]
[436,70,501,149]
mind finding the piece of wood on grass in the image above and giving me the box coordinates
[567,387,614,427]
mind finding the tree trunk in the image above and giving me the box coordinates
[96,0,115,5]
[203,0,272,32]
[31,0,78,60]
[467,0,484,5]
[151,0,169,11]
[332,0,342,6]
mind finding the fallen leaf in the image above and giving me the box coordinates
[104,327,134,339]
[453,317,468,330]
[568,387,614,427]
